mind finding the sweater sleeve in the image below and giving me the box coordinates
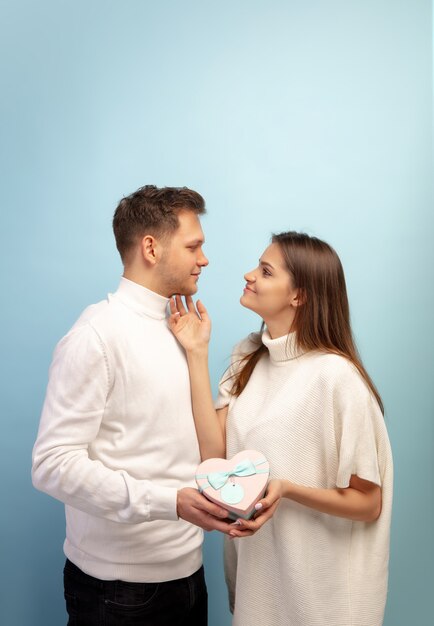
[32,323,178,524]
[333,361,383,489]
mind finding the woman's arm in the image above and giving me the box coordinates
[184,347,228,459]
[229,475,382,537]
[169,295,227,459]
[280,474,382,522]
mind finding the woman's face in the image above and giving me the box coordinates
[240,243,300,332]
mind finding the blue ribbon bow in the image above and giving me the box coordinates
[207,459,257,490]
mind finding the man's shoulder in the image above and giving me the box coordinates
[54,293,128,361]
[62,291,126,341]
[69,298,113,334]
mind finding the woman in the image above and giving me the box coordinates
[169,231,393,626]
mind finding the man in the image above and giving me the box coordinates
[32,185,231,625]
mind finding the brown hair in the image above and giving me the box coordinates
[231,231,384,413]
[113,185,206,262]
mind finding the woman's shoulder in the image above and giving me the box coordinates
[216,333,262,397]
[310,351,364,382]
[310,351,373,396]
[231,332,262,360]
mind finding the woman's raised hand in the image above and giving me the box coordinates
[168,294,211,352]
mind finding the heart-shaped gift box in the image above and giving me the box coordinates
[195,450,270,520]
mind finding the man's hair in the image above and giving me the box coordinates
[113,185,206,263]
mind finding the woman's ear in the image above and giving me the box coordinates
[289,288,307,308]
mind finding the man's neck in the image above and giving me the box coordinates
[122,269,168,298]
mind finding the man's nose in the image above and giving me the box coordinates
[198,250,209,267]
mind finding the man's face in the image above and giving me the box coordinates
[156,210,208,297]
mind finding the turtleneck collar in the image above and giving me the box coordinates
[113,277,169,320]
[261,329,305,363]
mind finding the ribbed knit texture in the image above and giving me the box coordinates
[216,331,393,626]
[32,278,203,582]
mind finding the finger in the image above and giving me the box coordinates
[229,517,258,533]
[254,500,265,512]
[196,300,209,320]
[253,499,280,521]
[250,498,269,515]
[167,314,179,331]
[229,527,254,538]
[195,499,228,519]
[204,517,233,534]
[185,295,196,314]
[175,294,187,315]
[168,301,181,326]
[255,486,279,510]
[196,511,232,533]
[255,494,280,513]
[240,497,280,528]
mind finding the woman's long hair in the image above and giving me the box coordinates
[230,231,384,414]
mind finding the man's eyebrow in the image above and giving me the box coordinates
[186,238,205,246]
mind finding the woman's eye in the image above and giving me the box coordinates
[262,268,271,276]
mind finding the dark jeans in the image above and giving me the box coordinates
[63,559,208,626]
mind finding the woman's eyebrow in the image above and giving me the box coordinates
[259,260,274,269]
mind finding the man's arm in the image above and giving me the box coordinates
[32,323,231,532]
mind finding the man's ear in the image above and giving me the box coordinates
[289,288,306,308]
[140,235,164,266]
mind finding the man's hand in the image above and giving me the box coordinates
[177,488,232,533]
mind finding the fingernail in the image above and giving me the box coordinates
[255,502,263,510]
[230,520,242,526]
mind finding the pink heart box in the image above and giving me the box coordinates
[195,450,270,520]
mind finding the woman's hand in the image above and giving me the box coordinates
[169,295,226,459]
[228,479,283,538]
[168,295,211,352]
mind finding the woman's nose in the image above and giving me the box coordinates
[244,269,255,282]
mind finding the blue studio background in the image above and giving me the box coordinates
[1,1,433,625]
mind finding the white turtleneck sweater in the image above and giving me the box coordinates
[32,278,203,582]
[217,331,393,626]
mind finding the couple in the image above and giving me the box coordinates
[32,185,392,626]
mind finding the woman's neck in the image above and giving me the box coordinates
[263,315,295,340]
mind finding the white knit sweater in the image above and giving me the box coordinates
[32,278,203,582]
[217,330,393,626]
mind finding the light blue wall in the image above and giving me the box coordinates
[0,1,432,624]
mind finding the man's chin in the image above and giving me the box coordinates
[178,285,198,297]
